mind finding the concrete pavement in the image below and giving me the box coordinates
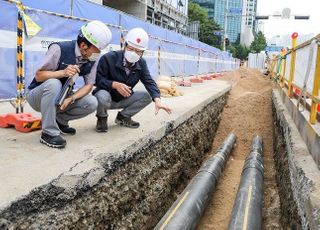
[0,79,231,213]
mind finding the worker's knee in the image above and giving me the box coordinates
[95,90,112,108]
[136,91,152,105]
[84,96,98,113]
[43,79,62,95]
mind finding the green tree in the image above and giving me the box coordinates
[227,44,250,60]
[188,1,221,48]
[235,44,250,60]
[250,31,267,53]
[227,44,237,57]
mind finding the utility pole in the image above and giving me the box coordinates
[223,0,229,51]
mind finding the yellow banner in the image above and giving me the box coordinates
[22,13,42,37]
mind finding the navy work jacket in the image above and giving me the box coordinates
[93,51,160,102]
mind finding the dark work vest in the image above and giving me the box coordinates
[28,40,94,90]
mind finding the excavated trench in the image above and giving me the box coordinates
[198,68,319,229]
[197,68,282,229]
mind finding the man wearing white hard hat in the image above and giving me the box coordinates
[94,28,171,132]
[26,20,112,148]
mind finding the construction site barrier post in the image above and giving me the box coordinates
[280,49,287,88]
[120,26,124,49]
[16,2,25,113]
[158,40,161,77]
[270,58,276,79]
[197,48,200,76]
[288,32,298,98]
[275,57,282,82]
[310,44,320,124]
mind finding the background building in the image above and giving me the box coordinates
[240,25,254,46]
[101,0,188,34]
[240,0,257,46]
[187,21,200,40]
[193,0,215,19]
[192,0,243,43]
[223,0,242,43]
[242,0,257,32]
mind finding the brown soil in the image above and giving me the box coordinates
[197,68,282,229]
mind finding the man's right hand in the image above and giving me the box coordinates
[63,65,80,77]
[112,82,132,97]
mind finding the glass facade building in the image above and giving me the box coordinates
[193,0,243,43]
[242,0,257,32]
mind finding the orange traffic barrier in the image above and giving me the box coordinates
[190,78,203,83]
[176,80,192,87]
[189,73,224,83]
[208,73,222,78]
[208,73,216,78]
[190,76,204,83]
[0,113,41,133]
[200,74,213,80]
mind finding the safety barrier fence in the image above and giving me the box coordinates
[0,0,240,110]
[248,52,266,71]
[268,33,320,124]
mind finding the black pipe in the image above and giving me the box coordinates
[155,133,237,230]
[228,135,264,230]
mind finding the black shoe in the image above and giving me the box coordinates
[57,120,76,135]
[96,116,108,133]
[115,112,140,129]
[40,132,66,148]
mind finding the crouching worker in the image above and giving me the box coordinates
[94,28,172,132]
[26,20,112,148]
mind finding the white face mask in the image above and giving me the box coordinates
[88,52,100,62]
[124,50,141,63]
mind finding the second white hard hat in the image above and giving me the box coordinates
[125,28,149,51]
[81,20,112,50]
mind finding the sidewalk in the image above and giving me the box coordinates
[0,80,231,212]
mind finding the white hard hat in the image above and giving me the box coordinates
[125,28,149,51]
[81,20,112,50]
